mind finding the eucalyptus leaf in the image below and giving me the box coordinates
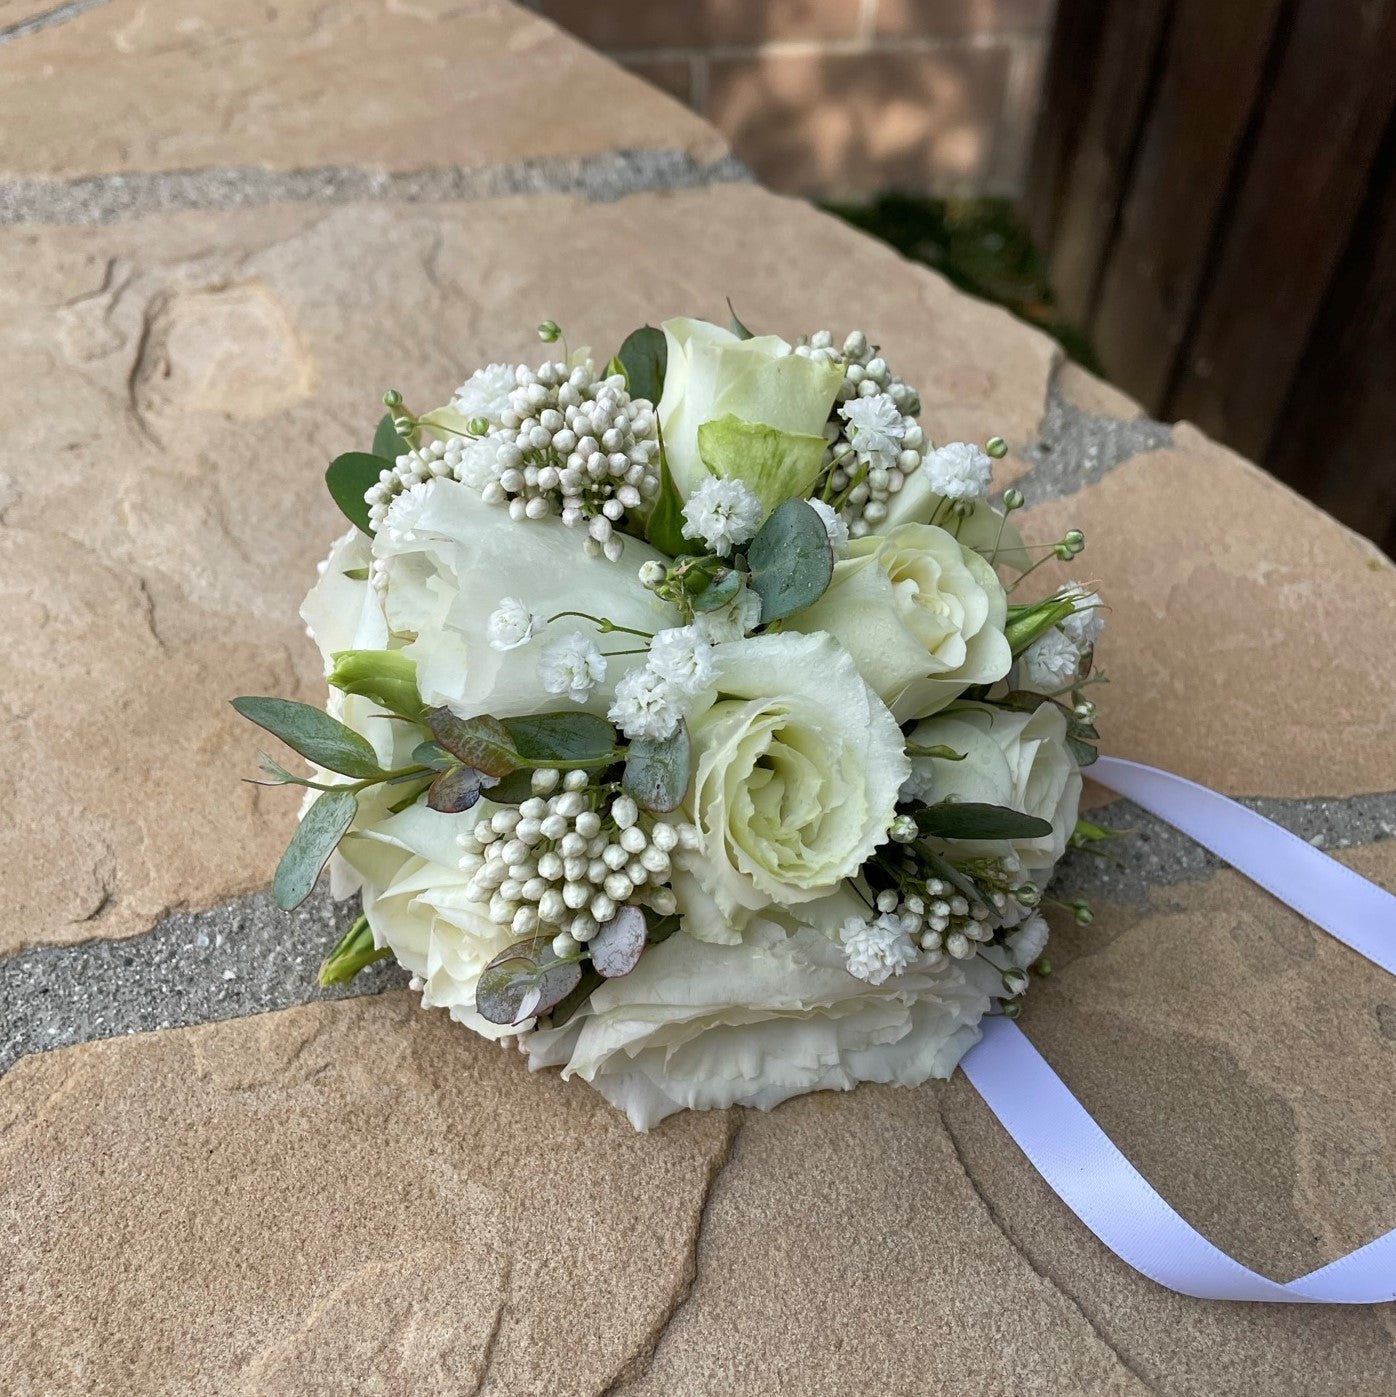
[325,452,384,535]
[746,498,834,623]
[913,801,1054,841]
[485,768,539,805]
[503,711,619,768]
[689,566,743,613]
[622,722,691,814]
[274,788,358,910]
[547,968,604,1027]
[232,696,383,779]
[255,753,317,787]
[475,936,583,1026]
[697,414,828,515]
[616,325,667,404]
[318,914,391,986]
[426,708,518,777]
[427,764,498,813]
[411,739,455,771]
[372,412,411,461]
[589,904,647,978]
[646,435,688,557]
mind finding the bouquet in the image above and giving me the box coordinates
[235,314,1105,1130]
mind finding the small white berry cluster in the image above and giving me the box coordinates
[796,329,928,539]
[364,436,468,534]
[473,360,661,561]
[457,771,698,951]
[873,883,996,967]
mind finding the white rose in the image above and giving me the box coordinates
[788,522,1011,721]
[904,701,1082,874]
[336,802,521,1040]
[882,464,1032,573]
[656,316,843,500]
[675,632,908,937]
[525,909,1000,1130]
[371,478,677,719]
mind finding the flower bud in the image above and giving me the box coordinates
[382,388,403,408]
[327,649,425,720]
[537,319,562,343]
[638,559,667,590]
[888,813,918,844]
[986,436,1008,458]
[1003,487,1025,511]
[467,415,489,437]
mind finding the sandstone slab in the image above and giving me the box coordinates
[0,182,1057,956]
[1018,423,1396,797]
[0,992,737,1394]
[0,0,725,180]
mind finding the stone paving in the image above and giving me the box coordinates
[3,2,1395,1392]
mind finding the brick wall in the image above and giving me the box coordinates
[530,1,1054,198]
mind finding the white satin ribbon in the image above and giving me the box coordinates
[959,755,1396,1302]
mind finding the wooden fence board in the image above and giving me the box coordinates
[1089,0,1286,408]
[1165,0,1396,461]
[1045,0,1172,324]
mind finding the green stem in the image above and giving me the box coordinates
[548,610,655,641]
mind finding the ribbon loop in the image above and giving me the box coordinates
[959,756,1396,1303]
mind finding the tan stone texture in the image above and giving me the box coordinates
[0,0,725,179]
[0,183,1056,957]
[1018,424,1396,797]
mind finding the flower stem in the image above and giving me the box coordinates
[548,610,654,641]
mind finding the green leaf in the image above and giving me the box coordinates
[503,712,620,768]
[328,649,425,721]
[644,909,682,943]
[622,722,691,814]
[697,414,828,515]
[232,696,383,779]
[905,743,965,761]
[617,325,667,403]
[318,914,391,986]
[913,801,1054,841]
[475,936,583,1026]
[1066,736,1099,768]
[547,968,603,1027]
[689,566,743,613]
[342,566,370,581]
[325,452,384,535]
[426,708,519,778]
[604,355,626,380]
[274,788,358,910]
[484,768,539,805]
[372,413,411,461]
[589,904,648,978]
[919,846,985,909]
[411,739,455,771]
[746,498,834,623]
[726,298,755,340]
[646,433,688,557]
[254,752,320,788]
[1005,596,1077,657]
[427,764,498,813]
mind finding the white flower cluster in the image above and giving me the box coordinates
[457,775,697,948]
[681,477,764,556]
[797,329,929,538]
[1021,582,1107,694]
[608,622,716,740]
[468,360,660,561]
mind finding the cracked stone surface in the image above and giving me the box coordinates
[5,1,1396,1391]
